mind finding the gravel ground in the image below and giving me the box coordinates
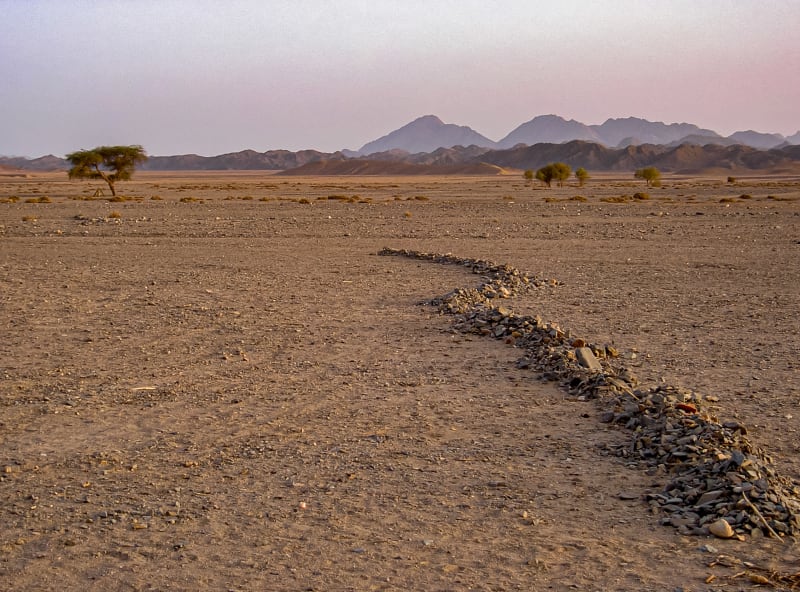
[1,172,799,591]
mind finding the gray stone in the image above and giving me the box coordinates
[695,490,724,507]
[575,347,602,371]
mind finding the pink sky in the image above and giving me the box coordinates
[2,0,798,157]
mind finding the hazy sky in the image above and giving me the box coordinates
[2,0,799,157]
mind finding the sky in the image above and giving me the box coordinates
[1,0,799,157]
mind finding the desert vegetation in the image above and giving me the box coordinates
[535,162,572,187]
[66,145,148,197]
[635,166,662,187]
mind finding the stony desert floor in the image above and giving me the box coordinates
[1,171,799,591]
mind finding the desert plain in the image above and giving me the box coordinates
[1,171,799,591]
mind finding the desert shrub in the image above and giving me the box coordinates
[570,195,587,202]
[179,196,202,203]
[22,215,37,222]
[719,197,736,203]
[403,211,412,218]
[634,167,661,187]
[0,196,20,203]
[727,176,737,183]
[738,194,753,199]
[25,196,52,203]
[108,211,122,218]
[150,195,163,200]
[298,198,312,204]
[327,194,350,201]
[633,192,650,200]
[413,195,429,201]
[600,195,630,203]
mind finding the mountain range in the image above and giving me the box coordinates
[2,114,800,175]
[354,114,799,154]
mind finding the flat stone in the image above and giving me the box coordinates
[575,347,602,371]
[695,490,724,507]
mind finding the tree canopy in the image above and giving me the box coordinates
[634,166,661,187]
[66,145,147,196]
[575,167,589,187]
[535,162,571,187]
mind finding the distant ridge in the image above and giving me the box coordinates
[141,149,342,171]
[4,141,800,175]
[478,141,800,175]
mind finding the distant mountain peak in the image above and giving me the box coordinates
[413,114,444,124]
[357,115,496,155]
[497,114,602,148]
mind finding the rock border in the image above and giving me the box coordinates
[379,247,800,540]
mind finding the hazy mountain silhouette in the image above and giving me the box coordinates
[357,115,497,154]
[0,154,69,170]
[665,134,739,148]
[355,114,786,153]
[591,117,721,147]
[498,115,602,148]
[727,130,786,150]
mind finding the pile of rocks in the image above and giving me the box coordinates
[379,247,800,540]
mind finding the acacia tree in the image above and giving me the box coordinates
[575,167,589,187]
[535,166,553,187]
[536,162,571,187]
[66,145,148,196]
[523,169,534,184]
[551,162,571,187]
[634,166,661,187]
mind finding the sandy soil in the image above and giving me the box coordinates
[1,172,799,591]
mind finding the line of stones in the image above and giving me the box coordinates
[378,247,800,540]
